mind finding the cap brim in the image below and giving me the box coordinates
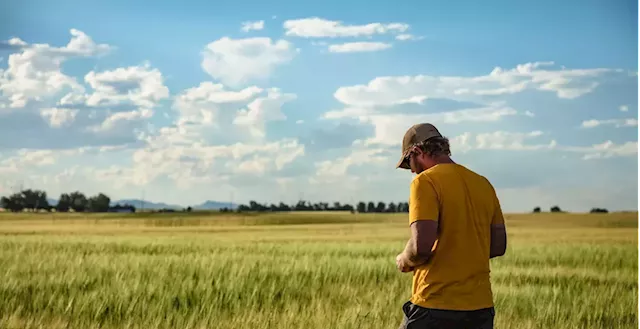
[396,155,411,170]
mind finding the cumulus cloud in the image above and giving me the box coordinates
[581,118,638,128]
[563,141,638,160]
[241,20,265,32]
[82,63,169,108]
[283,17,409,38]
[328,42,392,53]
[234,88,297,137]
[452,131,557,152]
[0,27,636,211]
[324,105,518,146]
[619,105,629,112]
[333,62,621,107]
[0,31,168,149]
[395,34,423,41]
[201,37,298,87]
[0,29,111,108]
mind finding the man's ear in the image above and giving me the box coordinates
[411,145,422,155]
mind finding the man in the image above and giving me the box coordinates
[395,123,507,329]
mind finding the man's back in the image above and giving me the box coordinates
[408,163,504,311]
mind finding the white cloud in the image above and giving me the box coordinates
[172,82,294,139]
[0,29,111,108]
[241,20,265,32]
[324,106,518,146]
[395,34,423,41]
[88,109,154,133]
[311,147,389,184]
[452,131,557,152]
[234,88,297,137]
[201,37,298,87]
[83,64,169,108]
[328,42,392,53]
[0,30,171,150]
[283,17,409,38]
[93,137,305,189]
[581,118,638,128]
[524,111,535,117]
[334,62,620,107]
[619,105,629,112]
[562,141,638,160]
[40,107,79,127]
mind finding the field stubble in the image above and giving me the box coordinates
[0,211,637,329]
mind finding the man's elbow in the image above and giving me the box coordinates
[414,243,433,260]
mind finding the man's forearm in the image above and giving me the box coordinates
[401,238,431,267]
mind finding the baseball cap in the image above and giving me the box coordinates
[396,123,442,170]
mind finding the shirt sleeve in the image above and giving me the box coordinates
[487,180,505,225]
[492,195,505,225]
[409,176,439,225]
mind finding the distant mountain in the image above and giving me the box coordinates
[43,198,233,211]
[192,200,237,210]
[111,199,183,210]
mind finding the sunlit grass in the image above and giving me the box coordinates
[0,211,636,329]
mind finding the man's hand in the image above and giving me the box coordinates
[396,253,414,273]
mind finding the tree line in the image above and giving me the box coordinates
[228,200,410,213]
[0,189,136,213]
[533,205,608,214]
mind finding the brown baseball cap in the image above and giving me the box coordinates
[396,123,442,169]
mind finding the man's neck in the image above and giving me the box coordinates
[432,155,455,165]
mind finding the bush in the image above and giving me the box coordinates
[550,206,562,213]
[590,208,609,214]
[533,207,541,213]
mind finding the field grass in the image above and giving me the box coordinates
[0,211,637,329]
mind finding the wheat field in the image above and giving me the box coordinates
[0,211,637,329]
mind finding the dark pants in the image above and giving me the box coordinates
[398,301,494,329]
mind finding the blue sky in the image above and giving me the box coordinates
[0,0,637,211]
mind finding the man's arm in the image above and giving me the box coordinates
[489,190,507,258]
[396,177,440,272]
[490,223,506,258]
[398,220,438,268]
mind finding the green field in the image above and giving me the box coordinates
[0,211,637,329]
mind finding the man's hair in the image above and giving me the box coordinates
[414,136,451,157]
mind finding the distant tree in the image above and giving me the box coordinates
[387,202,397,213]
[533,207,541,213]
[375,202,386,213]
[20,189,49,211]
[87,193,110,212]
[397,202,409,213]
[68,191,88,212]
[357,202,366,213]
[108,203,136,213]
[367,202,376,213]
[186,206,192,212]
[590,207,608,214]
[278,202,291,211]
[1,194,24,212]
[550,205,562,213]
[57,193,72,212]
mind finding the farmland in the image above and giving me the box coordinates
[0,211,637,329]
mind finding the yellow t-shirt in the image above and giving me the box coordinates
[408,163,504,311]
